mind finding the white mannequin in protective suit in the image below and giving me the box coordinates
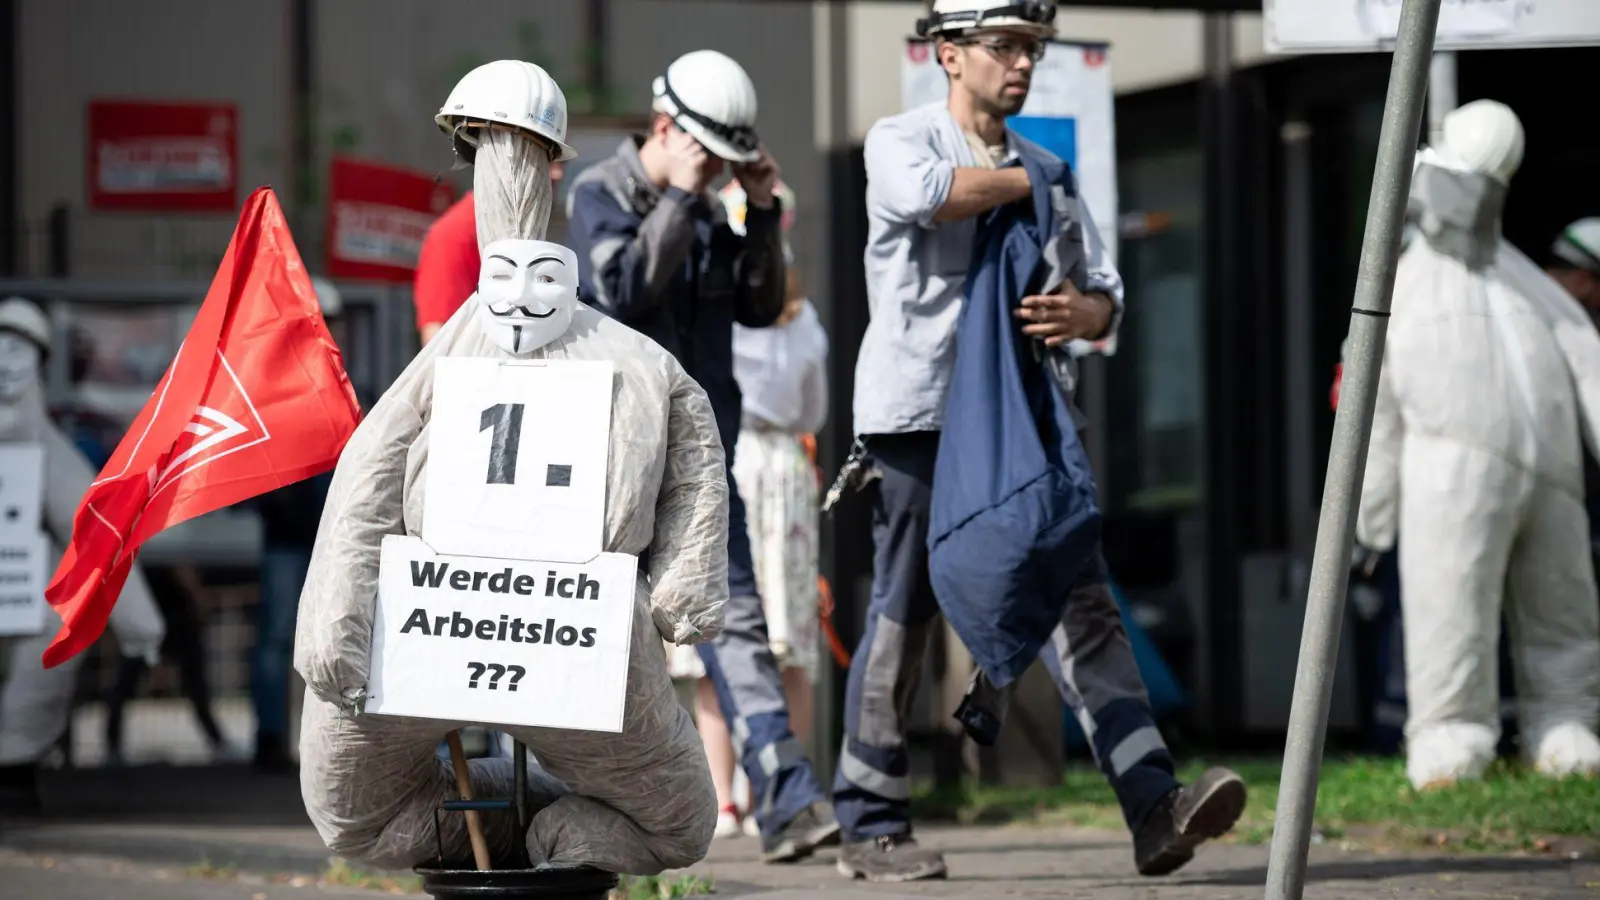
[1357,100,1600,789]
[0,296,166,810]
[293,62,727,874]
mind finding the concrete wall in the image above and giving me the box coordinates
[13,0,823,294]
[16,0,292,276]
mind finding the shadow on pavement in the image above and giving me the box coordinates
[1189,854,1585,886]
[34,763,309,826]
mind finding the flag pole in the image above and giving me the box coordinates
[1261,0,1443,898]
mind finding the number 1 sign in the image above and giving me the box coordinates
[422,357,614,563]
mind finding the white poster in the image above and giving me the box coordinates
[0,443,44,535]
[422,358,613,564]
[901,39,1119,267]
[365,535,638,732]
[0,531,49,637]
[1266,0,1600,53]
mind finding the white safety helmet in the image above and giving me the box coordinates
[1552,218,1600,274]
[309,276,343,319]
[652,50,761,164]
[436,60,577,164]
[0,296,52,352]
[1440,99,1525,185]
[916,0,1058,39]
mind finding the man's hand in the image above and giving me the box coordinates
[665,129,713,195]
[733,148,780,208]
[1014,282,1114,347]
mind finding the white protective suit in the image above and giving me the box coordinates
[1356,135,1600,788]
[0,306,166,767]
[293,131,728,874]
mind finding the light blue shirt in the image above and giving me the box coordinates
[851,102,1124,436]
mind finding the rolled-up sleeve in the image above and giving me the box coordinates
[1063,172,1125,357]
[865,116,954,229]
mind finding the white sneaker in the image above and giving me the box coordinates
[713,809,742,839]
[741,812,760,838]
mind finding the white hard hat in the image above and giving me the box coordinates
[436,60,577,164]
[652,50,761,164]
[0,296,51,352]
[1552,218,1600,274]
[916,0,1058,39]
[309,276,343,319]
[1440,100,1525,185]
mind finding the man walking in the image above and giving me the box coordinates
[833,0,1245,882]
[564,49,840,864]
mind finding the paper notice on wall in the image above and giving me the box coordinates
[422,358,614,564]
[0,531,48,637]
[1359,0,1520,39]
[365,535,638,732]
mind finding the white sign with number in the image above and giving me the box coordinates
[422,358,613,563]
[1265,0,1600,53]
[0,443,44,536]
[0,531,49,637]
[365,535,638,732]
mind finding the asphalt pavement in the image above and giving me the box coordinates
[2,764,1596,899]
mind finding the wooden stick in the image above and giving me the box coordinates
[445,730,493,871]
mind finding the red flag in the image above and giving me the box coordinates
[42,187,362,668]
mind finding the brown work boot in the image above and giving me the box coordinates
[1133,767,1247,876]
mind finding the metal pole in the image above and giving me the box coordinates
[1427,51,1458,146]
[1261,0,1443,898]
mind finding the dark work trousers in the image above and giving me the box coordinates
[832,431,1180,843]
[104,568,226,757]
[696,464,827,837]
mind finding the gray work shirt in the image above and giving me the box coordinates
[851,102,1125,437]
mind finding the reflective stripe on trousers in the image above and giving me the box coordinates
[832,432,1180,842]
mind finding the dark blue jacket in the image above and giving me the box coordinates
[926,147,1103,689]
[564,138,786,455]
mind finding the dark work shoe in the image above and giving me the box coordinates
[837,834,948,883]
[760,800,842,864]
[1134,767,1247,877]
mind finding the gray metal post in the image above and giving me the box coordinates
[1261,0,1443,898]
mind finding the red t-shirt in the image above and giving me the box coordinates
[413,192,478,333]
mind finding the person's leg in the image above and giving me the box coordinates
[1038,557,1243,877]
[1398,439,1516,789]
[833,431,948,883]
[161,572,227,750]
[1,606,90,812]
[298,692,526,870]
[513,583,718,874]
[696,464,835,862]
[1504,483,1600,777]
[694,676,741,836]
[253,548,312,766]
[781,667,813,747]
[103,654,147,765]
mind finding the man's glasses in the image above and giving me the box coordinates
[956,36,1047,64]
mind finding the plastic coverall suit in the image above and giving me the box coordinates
[294,132,727,874]
[0,320,166,768]
[1356,151,1600,788]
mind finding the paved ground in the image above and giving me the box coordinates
[2,765,1596,898]
[4,817,1596,899]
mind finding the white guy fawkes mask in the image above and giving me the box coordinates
[0,331,41,401]
[474,239,579,355]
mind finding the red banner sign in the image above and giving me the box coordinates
[325,157,456,283]
[87,100,238,212]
